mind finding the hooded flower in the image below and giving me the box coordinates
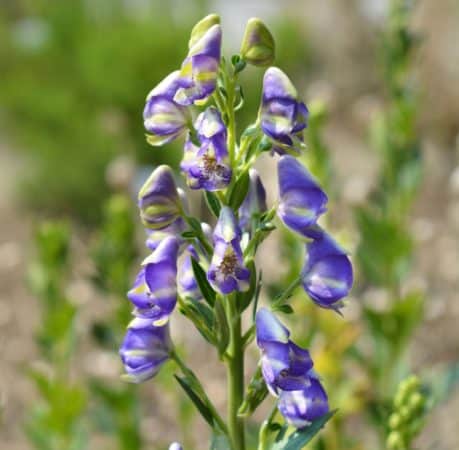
[239,168,267,233]
[138,165,182,230]
[278,155,328,236]
[256,308,315,395]
[119,317,171,383]
[174,23,222,106]
[207,207,250,294]
[143,71,191,146]
[178,245,205,302]
[255,308,329,428]
[128,236,179,325]
[302,231,353,311]
[277,379,329,429]
[260,67,308,153]
[180,107,232,191]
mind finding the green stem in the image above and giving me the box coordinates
[226,298,246,450]
[271,277,302,310]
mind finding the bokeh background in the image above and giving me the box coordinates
[1,0,459,449]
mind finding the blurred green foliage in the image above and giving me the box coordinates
[0,1,310,225]
[0,0,203,223]
[26,222,88,450]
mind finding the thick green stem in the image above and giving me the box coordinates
[226,298,246,450]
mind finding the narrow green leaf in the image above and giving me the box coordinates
[191,258,216,307]
[174,375,214,428]
[228,170,250,210]
[205,191,222,218]
[271,410,336,450]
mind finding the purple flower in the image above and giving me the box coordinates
[278,155,328,236]
[239,169,267,233]
[256,308,314,395]
[143,71,191,146]
[138,165,182,230]
[174,24,222,106]
[255,308,329,428]
[302,232,353,312]
[145,218,186,251]
[178,245,206,301]
[207,207,250,294]
[119,317,171,383]
[261,67,308,154]
[180,107,232,191]
[128,236,179,325]
[278,379,329,429]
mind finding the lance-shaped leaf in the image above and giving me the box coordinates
[191,257,216,307]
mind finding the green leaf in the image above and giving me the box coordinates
[205,191,222,218]
[271,410,336,450]
[174,375,214,428]
[276,304,294,314]
[214,296,230,357]
[179,299,216,345]
[181,230,197,239]
[191,258,216,307]
[228,170,250,210]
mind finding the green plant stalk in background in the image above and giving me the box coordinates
[26,222,87,450]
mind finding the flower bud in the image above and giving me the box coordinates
[175,24,222,106]
[189,14,220,48]
[387,431,405,450]
[138,165,182,230]
[240,18,275,66]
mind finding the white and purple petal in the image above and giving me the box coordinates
[278,155,328,235]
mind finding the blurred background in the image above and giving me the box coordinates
[1,0,459,449]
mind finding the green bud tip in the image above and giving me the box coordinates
[189,14,221,49]
[240,18,275,67]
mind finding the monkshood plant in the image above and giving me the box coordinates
[120,15,353,450]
